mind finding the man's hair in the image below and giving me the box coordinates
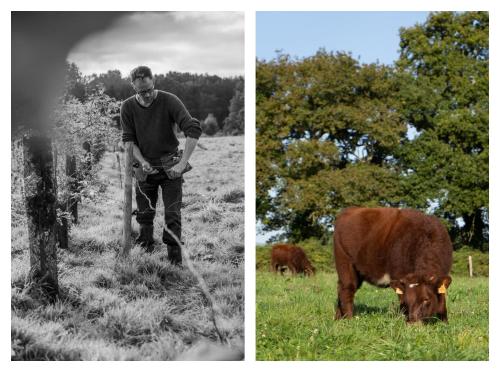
[130,66,153,82]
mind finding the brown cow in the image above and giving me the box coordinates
[334,207,452,323]
[271,244,316,276]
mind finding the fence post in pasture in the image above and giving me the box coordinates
[66,155,78,224]
[122,142,133,256]
[56,154,78,249]
[82,141,92,175]
[116,152,123,189]
[468,255,473,277]
[22,134,59,300]
[56,203,69,249]
[53,145,67,249]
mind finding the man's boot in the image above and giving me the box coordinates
[167,244,183,266]
[135,224,155,252]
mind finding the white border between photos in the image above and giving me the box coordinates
[2,0,498,370]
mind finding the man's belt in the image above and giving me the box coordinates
[132,150,192,182]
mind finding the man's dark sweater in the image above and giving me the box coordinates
[120,90,202,159]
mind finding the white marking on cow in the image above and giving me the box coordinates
[408,283,419,288]
[376,273,391,286]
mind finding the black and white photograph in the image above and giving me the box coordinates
[11,11,244,360]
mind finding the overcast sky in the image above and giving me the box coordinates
[68,12,244,78]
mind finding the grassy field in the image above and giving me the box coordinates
[256,239,489,360]
[11,135,244,360]
[256,271,488,360]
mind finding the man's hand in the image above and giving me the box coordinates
[167,136,198,179]
[167,161,187,179]
[142,161,158,174]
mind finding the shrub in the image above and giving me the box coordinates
[202,113,219,136]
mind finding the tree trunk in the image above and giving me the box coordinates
[22,135,58,300]
[462,208,487,250]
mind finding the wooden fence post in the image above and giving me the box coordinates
[116,152,123,189]
[53,145,67,249]
[66,155,78,224]
[22,134,59,300]
[122,142,133,256]
[468,255,473,277]
[56,154,78,249]
[56,203,69,249]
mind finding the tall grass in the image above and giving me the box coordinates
[11,136,244,360]
[256,272,488,361]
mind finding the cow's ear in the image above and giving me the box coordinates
[437,275,452,294]
[390,280,404,295]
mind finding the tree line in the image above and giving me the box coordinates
[256,11,488,250]
[66,63,244,135]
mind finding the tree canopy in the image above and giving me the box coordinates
[397,11,489,249]
[256,11,488,249]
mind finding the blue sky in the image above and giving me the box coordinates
[256,11,430,244]
[257,11,430,65]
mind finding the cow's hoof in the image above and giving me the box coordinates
[335,310,352,320]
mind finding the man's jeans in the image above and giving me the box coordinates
[135,169,182,249]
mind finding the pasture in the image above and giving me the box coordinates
[256,244,489,361]
[11,135,244,360]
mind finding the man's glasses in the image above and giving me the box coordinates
[135,87,154,97]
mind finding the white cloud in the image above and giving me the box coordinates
[68,11,244,77]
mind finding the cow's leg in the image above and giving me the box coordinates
[336,279,358,319]
[334,248,360,319]
[270,258,277,273]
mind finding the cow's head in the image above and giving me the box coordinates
[304,264,316,276]
[390,273,451,323]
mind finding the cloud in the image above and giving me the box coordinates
[68,11,244,77]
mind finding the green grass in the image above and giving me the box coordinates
[11,136,244,360]
[256,272,488,360]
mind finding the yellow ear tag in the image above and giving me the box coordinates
[438,284,447,294]
[395,288,403,295]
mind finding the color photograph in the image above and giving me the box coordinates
[256,11,489,360]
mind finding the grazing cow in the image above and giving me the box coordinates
[333,207,453,323]
[271,244,316,276]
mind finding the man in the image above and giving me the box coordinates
[120,66,202,265]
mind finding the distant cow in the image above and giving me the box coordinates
[271,244,316,276]
[333,207,452,323]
